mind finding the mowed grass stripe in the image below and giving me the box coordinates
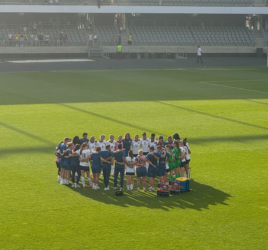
[1,67,268,106]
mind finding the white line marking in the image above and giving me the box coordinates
[199,81,268,94]
[7,59,94,63]
[204,79,266,83]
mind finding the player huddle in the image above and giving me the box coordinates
[55,132,191,192]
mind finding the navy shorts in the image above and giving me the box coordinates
[60,160,65,170]
[186,159,190,164]
[148,166,157,178]
[80,165,90,172]
[136,167,147,178]
[180,161,186,168]
[64,163,71,171]
[157,166,166,177]
[92,165,101,174]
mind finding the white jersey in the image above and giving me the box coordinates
[180,146,186,162]
[185,145,191,160]
[197,47,202,56]
[79,149,90,166]
[88,141,96,151]
[140,138,151,153]
[149,140,158,152]
[96,140,106,151]
[132,140,141,154]
[106,141,116,152]
[125,156,136,173]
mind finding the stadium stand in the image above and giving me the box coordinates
[0,25,87,46]
[94,25,119,45]
[261,29,268,45]
[128,25,255,46]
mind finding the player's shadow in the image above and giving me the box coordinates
[68,178,231,211]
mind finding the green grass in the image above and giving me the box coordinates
[0,66,268,250]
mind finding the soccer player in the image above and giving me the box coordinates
[96,134,106,151]
[172,140,181,177]
[122,132,132,156]
[79,132,89,145]
[115,135,124,150]
[79,142,92,188]
[149,133,158,152]
[88,136,96,151]
[157,136,165,148]
[155,145,169,186]
[140,132,151,174]
[179,140,187,178]
[146,147,158,192]
[55,141,63,182]
[70,144,81,188]
[132,134,141,157]
[57,137,71,184]
[72,136,80,147]
[113,144,129,191]
[125,150,136,191]
[135,150,147,192]
[183,138,191,178]
[100,144,114,190]
[62,142,73,185]
[164,136,174,149]
[91,146,102,190]
[173,133,180,141]
[140,132,151,155]
[106,134,116,175]
[166,144,176,179]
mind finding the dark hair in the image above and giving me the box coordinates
[173,133,180,140]
[96,146,101,152]
[118,144,122,149]
[151,133,155,137]
[173,140,181,153]
[73,136,79,145]
[156,145,162,150]
[129,150,134,159]
[83,132,88,136]
[124,132,131,140]
[165,144,171,149]
[106,144,110,150]
[149,146,154,151]
[74,144,80,151]
[80,142,87,155]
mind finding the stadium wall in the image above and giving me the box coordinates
[0,6,268,14]
[1,46,267,57]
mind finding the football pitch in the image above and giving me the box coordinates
[0,65,267,249]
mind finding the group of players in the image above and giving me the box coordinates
[55,132,191,192]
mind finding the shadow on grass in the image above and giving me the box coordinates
[0,121,55,146]
[157,101,268,132]
[67,178,231,211]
